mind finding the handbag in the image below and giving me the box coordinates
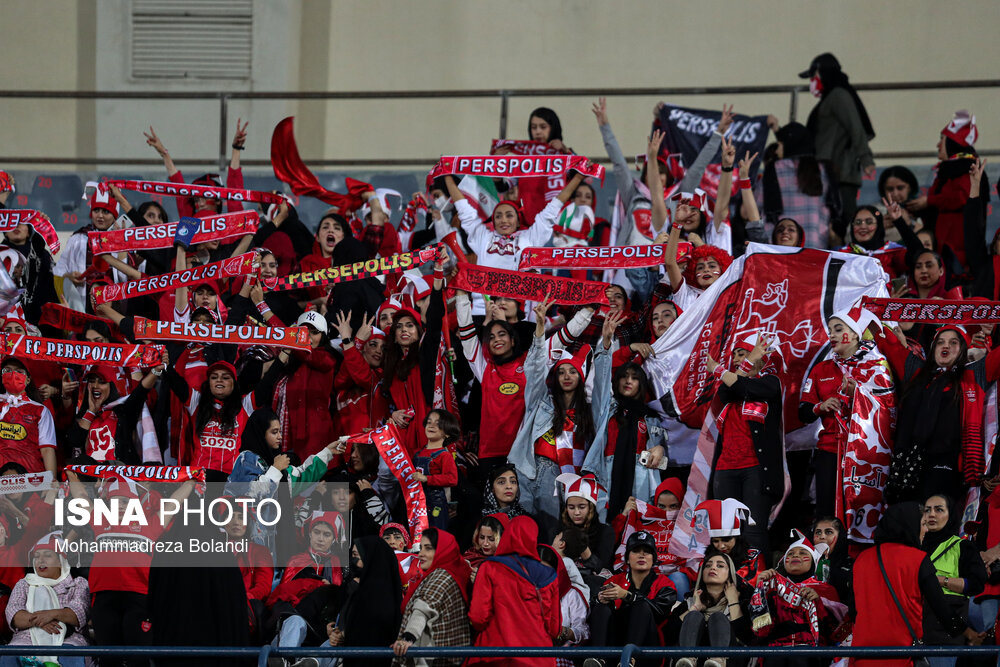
[885,443,924,503]
[877,545,930,667]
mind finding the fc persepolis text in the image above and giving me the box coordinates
[54,497,280,527]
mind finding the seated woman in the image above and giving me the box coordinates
[752,530,843,652]
[587,531,676,667]
[3,533,89,667]
[481,464,528,520]
[547,473,615,580]
[391,528,471,666]
[670,552,752,667]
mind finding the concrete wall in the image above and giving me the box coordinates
[0,0,996,169]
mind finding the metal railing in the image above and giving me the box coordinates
[3,644,1000,667]
[1,79,998,169]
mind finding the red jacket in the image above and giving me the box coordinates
[333,342,389,436]
[278,346,336,461]
[929,171,972,270]
[267,550,342,608]
[237,541,275,601]
[852,543,927,667]
[799,359,847,454]
[468,517,561,667]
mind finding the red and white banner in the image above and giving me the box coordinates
[612,499,696,577]
[358,424,428,549]
[0,209,61,254]
[92,252,258,305]
[640,244,889,560]
[519,243,693,271]
[0,471,53,496]
[2,333,164,368]
[449,261,610,306]
[105,179,283,205]
[89,210,258,255]
[39,304,122,340]
[133,316,310,351]
[430,155,604,183]
[863,296,1000,323]
[65,464,205,483]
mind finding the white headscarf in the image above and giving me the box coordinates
[24,532,71,654]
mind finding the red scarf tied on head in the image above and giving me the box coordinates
[425,529,472,603]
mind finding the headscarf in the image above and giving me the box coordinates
[24,533,71,654]
[342,536,402,661]
[872,501,923,548]
[920,494,962,555]
[421,528,472,603]
[482,463,528,518]
[239,408,279,469]
[692,552,740,615]
[488,516,557,589]
[608,363,657,517]
[846,205,886,252]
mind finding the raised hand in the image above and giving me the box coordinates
[647,129,665,161]
[143,126,167,156]
[591,97,609,126]
[356,312,375,342]
[738,150,759,179]
[232,118,249,148]
[334,310,353,341]
[881,196,903,221]
[720,134,736,170]
[970,158,987,193]
[718,104,735,135]
[533,295,554,322]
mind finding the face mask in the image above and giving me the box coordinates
[809,74,823,99]
[434,196,453,214]
[349,555,364,578]
[2,373,26,395]
[664,510,679,522]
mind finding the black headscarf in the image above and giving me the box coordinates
[239,408,279,468]
[847,205,886,251]
[482,463,528,519]
[341,536,402,667]
[873,502,923,548]
[920,494,962,554]
[608,364,657,517]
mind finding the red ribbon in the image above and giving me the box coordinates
[354,424,428,549]
[0,209,61,254]
[92,252,258,305]
[519,242,693,271]
[65,464,206,483]
[2,333,164,369]
[89,210,258,256]
[104,180,282,205]
[430,154,605,184]
[133,316,311,351]
[449,262,610,306]
[862,296,1000,323]
[270,117,374,214]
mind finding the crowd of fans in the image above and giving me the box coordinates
[0,52,996,667]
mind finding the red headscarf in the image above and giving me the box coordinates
[424,528,472,603]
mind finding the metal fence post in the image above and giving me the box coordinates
[219,93,230,172]
[499,91,509,139]
[788,86,799,123]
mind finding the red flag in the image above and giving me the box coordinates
[270,117,373,214]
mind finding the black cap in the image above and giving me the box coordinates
[625,531,658,564]
[798,53,841,79]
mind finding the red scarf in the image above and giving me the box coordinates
[430,154,604,183]
[863,296,1000,323]
[519,242,692,271]
[65,463,206,482]
[89,210,258,255]
[104,179,282,205]
[354,424,428,548]
[39,304,123,341]
[132,316,310,351]
[92,252,257,304]
[262,246,440,292]
[449,262,610,306]
[0,209,60,253]
[2,333,163,368]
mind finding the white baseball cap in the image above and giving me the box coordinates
[296,311,328,334]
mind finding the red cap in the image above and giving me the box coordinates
[941,110,978,148]
[394,305,423,329]
[206,360,237,380]
[89,185,119,218]
[554,344,592,379]
[85,365,118,384]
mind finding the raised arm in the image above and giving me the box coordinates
[144,126,178,177]
[663,221,684,291]
[736,149,761,231]
[646,129,668,232]
[174,244,189,316]
[714,134,737,231]
[230,118,248,171]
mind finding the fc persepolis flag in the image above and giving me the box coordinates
[641,244,889,560]
[655,104,769,203]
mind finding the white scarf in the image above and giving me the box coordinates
[24,555,71,658]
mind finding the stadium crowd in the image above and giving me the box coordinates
[0,52,996,667]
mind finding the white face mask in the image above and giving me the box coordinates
[664,510,679,522]
[434,196,453,213]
